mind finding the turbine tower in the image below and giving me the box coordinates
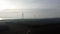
[22,11,24,19]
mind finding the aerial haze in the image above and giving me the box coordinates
[0,0,60,19]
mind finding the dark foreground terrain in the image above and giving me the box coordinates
[0,18,60,34]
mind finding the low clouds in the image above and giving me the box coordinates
[0,0,60,9]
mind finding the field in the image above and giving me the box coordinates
[0,18,60,34]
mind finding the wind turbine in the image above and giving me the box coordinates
[22,11,24,19]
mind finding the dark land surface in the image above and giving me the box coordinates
[0,18,60,34]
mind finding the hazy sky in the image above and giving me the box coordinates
[0,0,60,19]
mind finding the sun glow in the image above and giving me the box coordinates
[0,0,16,11]
[0,18,3,20]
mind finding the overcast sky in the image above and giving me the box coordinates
[0,0,60,19]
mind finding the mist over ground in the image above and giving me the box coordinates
[0,0,60,19]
